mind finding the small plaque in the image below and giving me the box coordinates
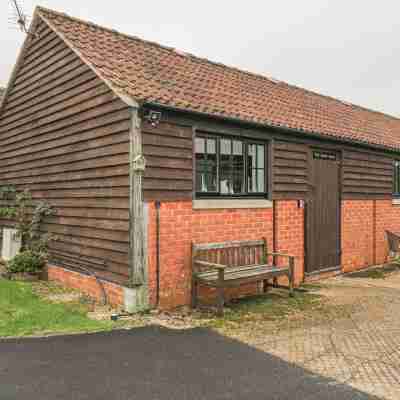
[313,151,337,161]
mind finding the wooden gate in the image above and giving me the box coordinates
[306,149,341,274]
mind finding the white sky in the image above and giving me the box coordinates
[1,0,400,116]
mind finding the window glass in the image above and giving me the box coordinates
[232,140,245,194]
[394,161,400,196]
[196,136,266,197]
[220,139,232,194]
[248,143,265,193]
[195,137,217,193]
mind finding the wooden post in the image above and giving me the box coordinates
[125,106,148,312]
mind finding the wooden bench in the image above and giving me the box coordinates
[386,230,400,259]
[191,238,295,315]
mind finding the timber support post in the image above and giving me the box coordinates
[125,105,149,313]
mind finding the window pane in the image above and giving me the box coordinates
[233,140,242,155]
[219,138,245,194]
[195,137,205,154]
[196,137,217,193]
[220,139,231,155]
[249,168,257,193]
[232,141,244,194]
[220,139,231,194]
[207,139,216,154]
[248,144,256,168]
[247,143,266,193]
[257,169,265,192]
[257,145,265,169]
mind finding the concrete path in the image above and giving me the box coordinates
[0,326,377,400]
[227,270,400,400]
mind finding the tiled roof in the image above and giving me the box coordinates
[37,7,400,151]
[0,87,5,103]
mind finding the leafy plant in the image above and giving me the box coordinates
[0,187,56,274]
[6,250,46,274]
[12,190,55,253]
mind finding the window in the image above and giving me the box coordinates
[195,134,267,197]
[394,161,400,197]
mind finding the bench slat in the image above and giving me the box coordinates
[191,238,295,315]
[193,240,265,251]
[197,265,289,282]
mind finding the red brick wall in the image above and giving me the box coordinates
[341,199,400,272]
[46,199,399,310]
[341,200,375,272]
[375,200,400,263]
[47,265,124,306]
[275,201,305,285]
[147,200,305,309]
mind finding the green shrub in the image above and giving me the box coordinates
[6,251,46,274]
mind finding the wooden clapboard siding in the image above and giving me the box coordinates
[342,149,393,198]
[273,140,309,199]
[0,19,131,283]
[142,120,193,200]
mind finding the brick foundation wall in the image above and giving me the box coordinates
[45,199,400,311]
[147,200,304,310]
[46,265,124,307]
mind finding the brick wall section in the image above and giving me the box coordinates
[341,200,375,272]
[275,201,305,285]
[375,200,400,263]
[46,265,124,306]
[46,199,400,310]
[147,201,276,309]
[341,200,400,272]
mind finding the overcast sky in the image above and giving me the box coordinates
[1,1,400,116]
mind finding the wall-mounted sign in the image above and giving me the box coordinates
[313,151,337,161]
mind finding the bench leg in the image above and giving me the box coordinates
[263,279,270,293]
[289,274,294,297]
[289,256,295,297]
[217,286,225,317]
[191,279,198,309]
[273,277,278,288]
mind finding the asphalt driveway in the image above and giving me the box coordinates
[0,326,378,400]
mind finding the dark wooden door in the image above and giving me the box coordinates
[306,150,341,274]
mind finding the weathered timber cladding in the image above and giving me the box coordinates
[142,120,193,201]
[142,109,400,201]
[273,140,309,199]
[0,19,131,284]
[342,150,393,199]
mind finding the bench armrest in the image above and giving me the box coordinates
[194,260,227,270]
[267,252,294,259]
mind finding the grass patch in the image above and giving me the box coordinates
[0,279,115,337]
[201,290,326,329]
[300,282,325,291]
[346,265,399,280]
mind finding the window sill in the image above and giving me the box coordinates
[392,198,400,206]
[193,199,273,210]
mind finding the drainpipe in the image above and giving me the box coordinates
[272,200,277,264]
[155,201,161,307]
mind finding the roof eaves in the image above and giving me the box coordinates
[36,6,139,109]
[145,101,400,155]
